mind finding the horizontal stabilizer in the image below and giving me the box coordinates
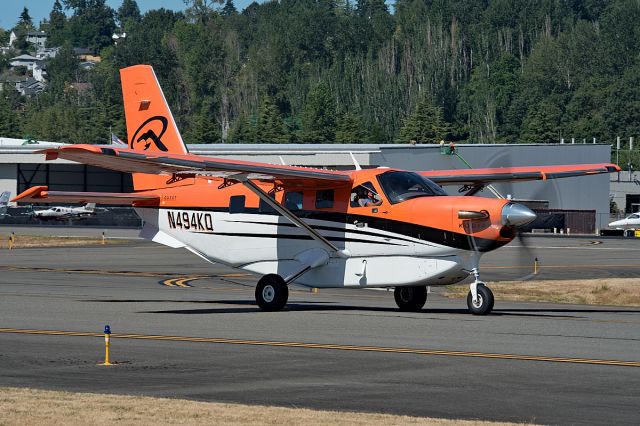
[11,186,159,206]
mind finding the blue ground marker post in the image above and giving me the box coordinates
[98,325,113,366]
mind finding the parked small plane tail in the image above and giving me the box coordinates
[120,65,189,190]
[0,191,10,216]
[84,203,96,211]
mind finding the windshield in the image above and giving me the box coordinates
[377,171,446,204]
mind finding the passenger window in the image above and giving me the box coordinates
[284,191,303,211]
[315,189,334,209]
[259,194,276,213]
[229,195,245,214]
[350,182,382,208]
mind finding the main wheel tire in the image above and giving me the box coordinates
[255,274,288,312]
[466,285,494,315]
[394,286,427,312]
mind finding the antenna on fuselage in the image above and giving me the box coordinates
[349,152,362,171]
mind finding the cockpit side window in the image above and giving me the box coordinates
[350,182,383,207]
[377,171,446,204]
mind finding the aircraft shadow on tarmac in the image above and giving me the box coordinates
[83,299,640,317]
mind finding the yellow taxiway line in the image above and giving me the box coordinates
[0,328,638,368]
[160,274,251,288]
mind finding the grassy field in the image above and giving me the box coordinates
[0,387,530,426]
[0,234,127,249]
[444,278,640,306]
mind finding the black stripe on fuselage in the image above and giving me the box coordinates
[137,206,507,252]
[192,231,406,246]
[222,220,431,246]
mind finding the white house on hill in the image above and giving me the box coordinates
[9,54,41,71]
[9,30,48,49]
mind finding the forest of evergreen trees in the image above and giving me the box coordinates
[1,0,640,155]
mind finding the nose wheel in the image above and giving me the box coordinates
[467,268,494,315]
[467,283,494,315]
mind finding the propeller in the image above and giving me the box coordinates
[489,151,561,281]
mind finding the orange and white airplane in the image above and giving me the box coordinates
[12,65,620,315]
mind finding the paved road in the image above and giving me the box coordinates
[0,237,639,424]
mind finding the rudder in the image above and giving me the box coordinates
[120,65,189,190]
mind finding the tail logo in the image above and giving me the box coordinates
[130,116,169,151]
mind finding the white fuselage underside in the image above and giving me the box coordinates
[135,207,479,288]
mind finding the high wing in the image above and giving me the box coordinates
[421,164,620,186]
[13,185,160,205]
[40,144,353,185]
[22,144,353,257]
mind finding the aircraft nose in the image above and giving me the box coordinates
[501,202,536,227]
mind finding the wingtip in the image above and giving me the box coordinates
[11,186,49,203]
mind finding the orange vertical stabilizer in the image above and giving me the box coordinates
[121,65,190,190]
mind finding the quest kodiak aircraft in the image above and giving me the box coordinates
[13,65,620,315]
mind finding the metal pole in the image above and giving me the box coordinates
[617,136,620,182]
[630,137,634,182]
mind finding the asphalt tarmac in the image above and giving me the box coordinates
[0,230,639,424]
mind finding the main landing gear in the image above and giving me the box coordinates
[394,286,427,312]
[467,268,494,315]
[255,274,288,311]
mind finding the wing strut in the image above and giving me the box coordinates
[239,177,350,258]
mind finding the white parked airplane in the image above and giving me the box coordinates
[609,213,640,228]
[31,203,98,221]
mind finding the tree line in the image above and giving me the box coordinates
[1,0,640,155]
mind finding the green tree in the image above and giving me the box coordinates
[230,115,256,143]
[460,54,520,143]
[397,96,450,144]
[64,0,116,51]
[256,96,288,143]
[335,111,368,144]
[48,0,67,46]
[117,0,141,27]
[221,0,237,17]
[183,0,220,25]
[521,99,562,143]
[188,100,221,144]
[0,28,8,45]
[47,44,80,94]
[368,122,386,144]
[17,7,34,29]
[300,82,336,143]
[0,95,21,138]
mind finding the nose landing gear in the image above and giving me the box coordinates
[467,268,494,315]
